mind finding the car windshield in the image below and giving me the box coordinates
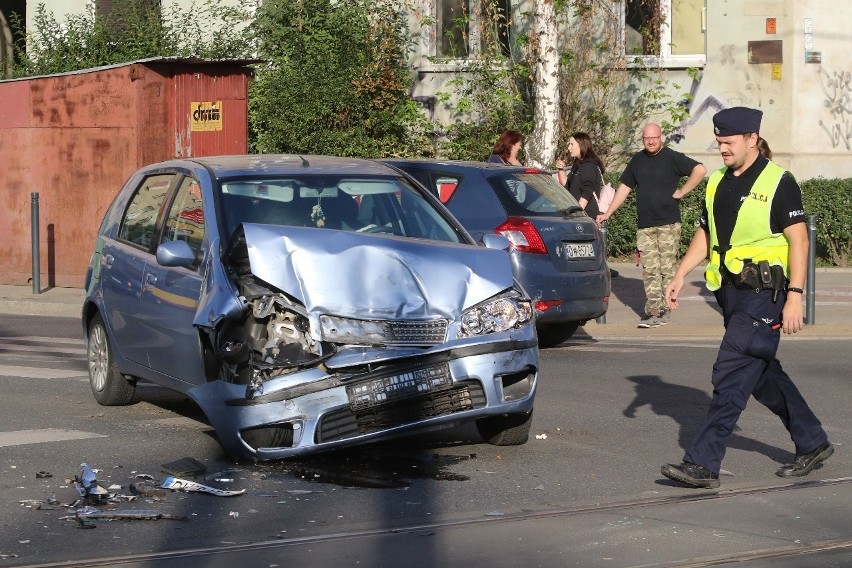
[219,175,464,243]
[492,172,583,215]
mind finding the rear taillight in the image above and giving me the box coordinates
[494,217,548,254]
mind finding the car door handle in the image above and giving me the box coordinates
[145,272,158,287]
[104,254,114,268]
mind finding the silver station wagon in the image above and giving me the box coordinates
[82,155,538,460]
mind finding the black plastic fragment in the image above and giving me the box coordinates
[161,457,207,477]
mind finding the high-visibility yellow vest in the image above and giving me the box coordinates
[704,161,789,291]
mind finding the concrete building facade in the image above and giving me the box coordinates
[409,0,851,179]
[4,0,851,181]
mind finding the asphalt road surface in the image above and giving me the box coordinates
[1,315,849,567]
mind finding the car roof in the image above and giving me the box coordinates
[159,154,400,178]
[381,158,548,177]
[382,158,540,173]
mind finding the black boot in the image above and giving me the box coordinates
[661,461,720,488]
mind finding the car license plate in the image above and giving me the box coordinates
[346,364,453,411]
[561,243,595,259]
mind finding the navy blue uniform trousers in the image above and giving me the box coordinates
[684,285,828,474]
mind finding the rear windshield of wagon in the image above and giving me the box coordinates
[489,172,583,216]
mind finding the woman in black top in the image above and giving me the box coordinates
[556,132,605,218]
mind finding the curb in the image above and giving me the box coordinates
[0,299,82,318]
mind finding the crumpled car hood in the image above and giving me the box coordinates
[239,223,513,321]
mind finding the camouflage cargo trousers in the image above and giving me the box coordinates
[636,223,681,316]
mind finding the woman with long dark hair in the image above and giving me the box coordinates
[556,132,605,218]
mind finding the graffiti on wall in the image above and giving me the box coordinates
[673,45,764,148]
[816,65,852,150]
[669,75,723,146]
[684,56,852,152]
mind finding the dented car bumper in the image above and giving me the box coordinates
[189,334,537,460]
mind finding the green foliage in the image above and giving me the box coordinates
[801,177,852,267]
[433,0,692,167]
[603,175,852,268]
[556,2,691,169]
[9,0,254,77]
[432,0,533,161]
[435,58,533,160]
[248,0,433,158]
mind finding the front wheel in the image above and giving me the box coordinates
[476,411,533,446]
[87,314,135,406]
[537,321,580,348]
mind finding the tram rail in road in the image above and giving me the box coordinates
[16,477,852,568]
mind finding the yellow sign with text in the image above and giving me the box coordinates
[771,63,782,81]
[190,101,223,131]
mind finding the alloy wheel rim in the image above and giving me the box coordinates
[88,325,108,392]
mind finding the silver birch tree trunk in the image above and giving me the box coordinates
[525,0,560,169]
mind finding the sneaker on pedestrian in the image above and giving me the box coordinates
[658,309,671,325]
[637,313,661,328]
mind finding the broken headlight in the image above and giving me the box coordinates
[458,292,533,338]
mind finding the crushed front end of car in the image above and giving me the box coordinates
[188,224,538,460]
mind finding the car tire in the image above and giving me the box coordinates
[87,314,135,406]
[476,411,533,446]
[537,321,580,348]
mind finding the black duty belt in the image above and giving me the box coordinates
[721,261,786,292]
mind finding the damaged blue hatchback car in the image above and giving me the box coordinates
[82,155,538,460]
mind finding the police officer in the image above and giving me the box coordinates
[660,107,833,488]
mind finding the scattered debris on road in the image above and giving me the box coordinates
[161,475,245,497]
[161,456,207,477]
[70,507,188,526]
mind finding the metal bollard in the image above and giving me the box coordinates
[31,192,41,295]
[596,222,608,324]
[805,215,817,325]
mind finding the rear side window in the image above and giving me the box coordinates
[442,176,506,228]
[406,169,505,229]
[118,174,175,249]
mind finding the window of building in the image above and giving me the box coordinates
[623,0,706,67]
[95,0,161,18]
[430,0,511,61]
[95,0,162,32]
[0,1,25,79]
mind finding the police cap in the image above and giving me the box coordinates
[713,107,763,136]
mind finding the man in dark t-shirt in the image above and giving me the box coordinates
[598,123,706,328]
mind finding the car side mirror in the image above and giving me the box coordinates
[156,240,197,268]
[481,234,510,251]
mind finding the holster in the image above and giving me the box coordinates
[722,259,787,302]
